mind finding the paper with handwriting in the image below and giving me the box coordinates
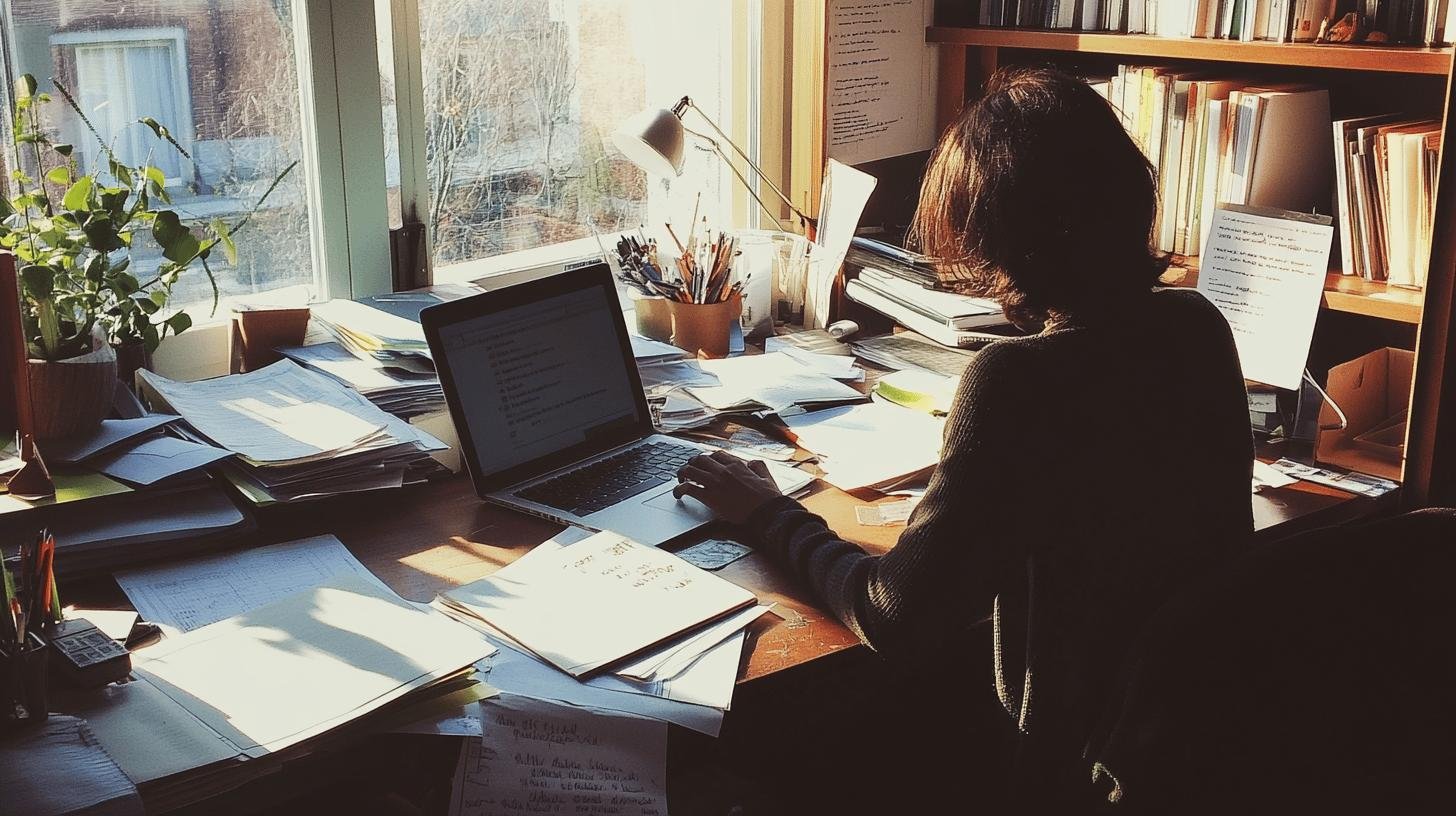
[450,695,667,816]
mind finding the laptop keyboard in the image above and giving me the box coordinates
[515,441,699,517]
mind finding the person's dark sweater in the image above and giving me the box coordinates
[744,288,1254,785]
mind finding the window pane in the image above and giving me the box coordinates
[3,0,319,315]
[408,0,736,272]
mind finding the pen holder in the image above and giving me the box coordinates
[631,292,674,344]
[667,292,741,359]
[0,634,50,732]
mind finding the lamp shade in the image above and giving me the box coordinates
[612,107,685,178]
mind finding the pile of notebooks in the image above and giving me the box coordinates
[977,0,1455,45]
[845,236,939,289]
[1088,70,1333,261]
[1333,116,1441,287]
[138,360,449,504]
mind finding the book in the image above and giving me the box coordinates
[855,268,1009,330]
[844,279,1020,348]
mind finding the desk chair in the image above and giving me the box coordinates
[1086,508,1456,815]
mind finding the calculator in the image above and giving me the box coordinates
[44,618,133,687]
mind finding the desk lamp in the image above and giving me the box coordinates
[613,96,817,232]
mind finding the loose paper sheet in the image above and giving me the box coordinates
[782,402,943,491]
[826,0,938,164]
[89,435,233,486]
[807,160,878,329]
[42,415,178,464]
[115,534,393,636]
[1196,207,1333,390]
[451,695,668,816]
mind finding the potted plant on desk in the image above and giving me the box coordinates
[0,75,293,437]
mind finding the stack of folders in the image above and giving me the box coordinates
[88,558,496,811]
[435,530,770,734]
[1333,116,1441,287]
[978,0,1453,45]
[845,236,940,289]
[846,268,1014,349]
[278,341,445,419]
[311,298,435,374]
[138,360,449,504]
[1086,71,1332,262]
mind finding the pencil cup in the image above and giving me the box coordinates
[0,634,50,732]
[667,292,741,359]
[631,292,674,343]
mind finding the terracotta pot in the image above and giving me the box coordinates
[667,292,742,359]
[27,351,117,440]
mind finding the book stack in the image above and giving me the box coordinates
[1333,116,1441,286]
[1089,69,1333,260]
[977,0,1456,45]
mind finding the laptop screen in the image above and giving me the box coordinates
[432,270,648,483]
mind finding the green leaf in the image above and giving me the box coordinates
[62,175,93,211]
[81,214,123,252]
[0,195,13,219]
[53,143,73,157]
[111,272,140,296]
[16,74,36,101]
[84,253,105,283]
[108,160,134,189]
[165,311,192,335]
[145,166,165,189]
[152,210,201,264]
[150,289,168,308]
[19,264,53,299]
[210,218,238,266]
[133,292,160,315]
[138,117,170,141]
[45,165,71,186]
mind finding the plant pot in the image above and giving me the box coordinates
[667,292,742,359]
[114,340,152,390]
[27,346,117,440]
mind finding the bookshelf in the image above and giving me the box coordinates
[926,27,1456,75]
[919,23,1456,506]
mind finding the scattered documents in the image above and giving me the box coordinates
[88,435,232,486]
[1197,205,1334,390]
[451,695,668,816]
[279,341,444,419]
[688,352,865,413]
[0,715,142,816]
[115,534,390,636]
[133,574,495,757]
[782,402,943,491]
[1268,458,1400,497]
[42,415,179,464]
[1251,460,1299,493]
[440,530,756,677]
[851,331,978,377]
[808,160,878,328]
[630,334,688,364]
[312,298,432,362]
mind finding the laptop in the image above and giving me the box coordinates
[422,263,807,545]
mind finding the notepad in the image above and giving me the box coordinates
[441,531,756,678]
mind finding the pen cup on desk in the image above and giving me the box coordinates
[630,291,675,344]
[667,291,741,359]
[1,633,49,731]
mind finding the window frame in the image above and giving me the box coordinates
[50,26,197,187]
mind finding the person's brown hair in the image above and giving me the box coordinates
[910,67,1168,329]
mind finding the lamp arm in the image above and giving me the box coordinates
[677,97,816,229]
[681,124,791,230]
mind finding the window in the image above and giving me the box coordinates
[2,1,320,317]
[380,0,754,283]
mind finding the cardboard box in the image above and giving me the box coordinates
[1316,347,1414,481]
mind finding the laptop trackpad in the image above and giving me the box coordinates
[644,491,715,523]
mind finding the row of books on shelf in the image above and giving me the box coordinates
[975,0,1456,45]
[1089,66,1437,287]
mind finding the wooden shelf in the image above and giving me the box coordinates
[1163,263,1426,323]
[927,27,1455,75]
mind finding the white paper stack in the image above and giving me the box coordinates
[311,299,434,371]
[139,360,448,504]
[434,529,769,737]
[279,342,444,419]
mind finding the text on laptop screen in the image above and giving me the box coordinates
[436,285,642,477]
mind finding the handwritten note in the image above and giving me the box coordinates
[441,530,755,677]
[1196,206,1334,390]
[451,695,668,816]
[827,0,937,164]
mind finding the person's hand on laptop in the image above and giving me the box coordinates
[674,450,782,526]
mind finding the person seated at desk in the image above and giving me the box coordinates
[674,67,1254,808]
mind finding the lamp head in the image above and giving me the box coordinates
[612,104,686,178]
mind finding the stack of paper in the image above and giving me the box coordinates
[138,360,448,504]
[311,298,434,372]
[279,342,445,418]
[854,268,1006,331]
[686,352,865,413]
[435,529,768,736]
[782,402,944,491]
